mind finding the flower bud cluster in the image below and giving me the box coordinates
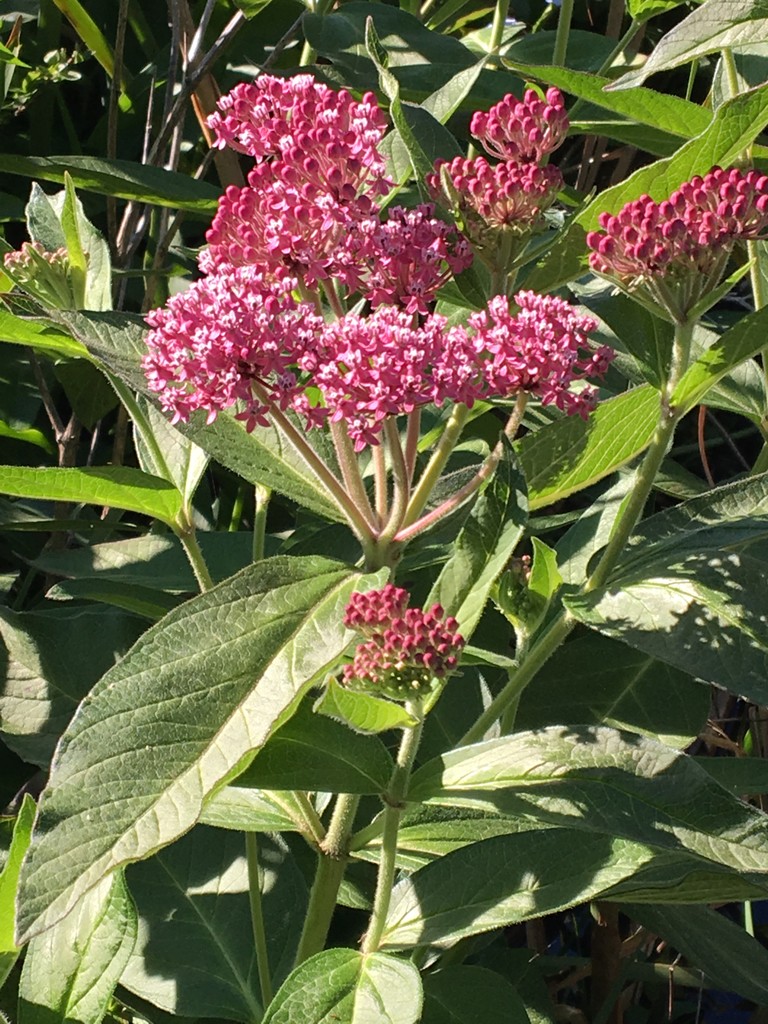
[470,87,569,164]
[586,166,768,319]
[427,88,568,270]
[3,241,75,308]
[343,584,464,700]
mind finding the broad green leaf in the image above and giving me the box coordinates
[623,904,768,1003]
[695,755,768,796]
[408,726,768,880]
[577,84,768,233]
[566,474,768,700]
[421,966,529,1024]
[16,557,385,942]
[515,385,659,511]
[130,396,209,514]
[315,677,419,734]
[18,872,136,1024]
[628,0,691,23]
[610,0,768,90]
[0,465,183,527]
[52,0,124,85]
[0,605,145,766]
[200,787,308,834]
[0,309,88,357]
[502,61,711,141]
[600,851,768,903]
[0,154,219,213]
[555,474,636,585]
[54,308,344,521]
[233,0,277,16]
[45,578,180,621]
[262,948,422,1024]
[0,421,53,453]
[428,442,527,638]
[381,830,657,949]
[54,360,118,429]
[33,532,256,592]
[237,695,394,793]
[528,538,561,603]
[672,303,768,414]
[0,794,34,985]
[515,633,709,747]
[122,827,306,1019]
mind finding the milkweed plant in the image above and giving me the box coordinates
[2,2,768,1023]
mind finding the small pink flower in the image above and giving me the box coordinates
[208,74,390,198]
[586,166,768,318]
[142,267,323,430]
[339,204,473,314]
[343,585,464,700]
[470,88,569,165]
[297,306,452,450]
[446,291,613,418]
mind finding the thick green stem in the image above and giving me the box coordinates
[404,408,421,485]
[362,711,424,953]
[245,833,274,1008]
[461,323,694,743]
[293,793,360,966]
[330,420,377,531]
[552,0,574,66]
[401,403,470,530]
[488,0,510,53]
[377,419,410,548]
[177,525,214,592]
[299,0,334,65]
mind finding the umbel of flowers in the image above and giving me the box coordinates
[586,167,768,323]
[343,584,464,700]
[143,73,613,567]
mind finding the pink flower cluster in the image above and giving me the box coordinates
[587,167,768,318]
[142,267,322,430]
[343,584,464,700]
[428,88,568,263]
[204,74,469,308]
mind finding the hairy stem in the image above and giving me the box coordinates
[245,833,274,1008]
[401,403,470,530]
[293,793,361,965]
[552,0,574,66]
[362,710,424,953]
[377,419,411,548]
[177,524,215,592]
[488,0,510,53]
[330,420,377,531]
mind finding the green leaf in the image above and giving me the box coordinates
[122,827,306,1019]
[129,395,209,514]
[55,308,344,521]
[428,441,527,638]
[261,948,423,1024]
[515,385,660,511]
[0,465,183,527]
[381,830,657,949]
[46,578,179,621]
[577,84,768,233]
[516,633,709,747]
[408,726,768,881]
[16,557,385,942]
[0,605,145,766]
[566,473,768,700]
[421,966,529,1024]
[599,851,768,903]
[501,61,711,141]
[623,904,768,1003]
[18,872,137,1024]
[236,695,395,793]
[610,0,768,90]
[315,677,419,734]
[54,360,118,429]
[200,787,309,833]
[627,0,691,23]
[0,794,34,984]
[695,755,768,796]
[0,154,219,214]
[32,532,257,593]
[672,303,768,414]
[0,309,89,358]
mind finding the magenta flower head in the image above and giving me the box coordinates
[343,584,465,701]
[470,88,569,165]
[586,166,768,322]
[338,203,473,314]
[448,291,613,417]
[142,267,323,431]
[208,74,390,198]
[427,157,562,271]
